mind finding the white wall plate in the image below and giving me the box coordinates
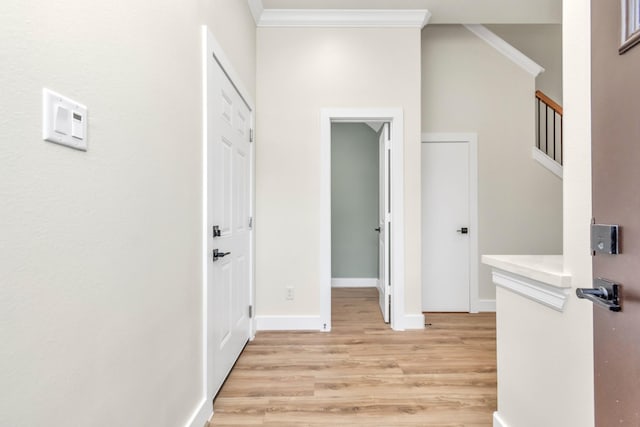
[43,88,88,151]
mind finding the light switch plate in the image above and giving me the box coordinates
[43,88,88,151]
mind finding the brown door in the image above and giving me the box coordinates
[591,0,640,425]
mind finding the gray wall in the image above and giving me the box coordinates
[486,24,563,104]
[422,25,563,300]
[331,123,379,278]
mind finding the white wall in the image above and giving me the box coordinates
[0,1,255,426]
[255,27,422,319]
[422,25,563,302]
[486,24,563,103]
[493,1,595,425]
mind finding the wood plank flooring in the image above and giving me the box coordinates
[210,288,496,426]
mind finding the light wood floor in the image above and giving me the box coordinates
[210,288,496,426]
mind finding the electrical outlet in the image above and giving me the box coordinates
[286,286,294,301]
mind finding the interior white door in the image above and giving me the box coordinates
[421,141,470,312]
[378,123,391,323]
[206,54,252,399]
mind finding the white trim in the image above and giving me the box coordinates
[421,133,480,313]
[199,27,209,427]
[620,0,640,52]
[322,109,405,331]
[492,270,571,312]
[464,25,545,77]
[331,278,378,288]
[256,315,325,331]
[403,314,426,330]
[184,398,210,427]
[478,299,497,312]
[258,9,431,28]
[532,147,563,179]
[247,0,264,25]
[493,412,510,427]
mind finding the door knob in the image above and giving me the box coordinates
[576,278,621,312]
[375,227,381,232]
[457,227,469,234]
[212,249,231,261]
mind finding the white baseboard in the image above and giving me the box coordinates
[403,313,426,330]
[256,315,325,331]
[331,277,378,288]
[184,398,210,427]
[493,412,509,427]
[478,299,497,312]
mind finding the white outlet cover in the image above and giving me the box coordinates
[43,88,88,151]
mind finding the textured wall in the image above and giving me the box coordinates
[0,1,255,425]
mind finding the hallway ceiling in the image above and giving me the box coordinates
[260,0,561,24]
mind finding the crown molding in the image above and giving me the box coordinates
[247,0,264,25]
[257,9,432,28]
[464,24,545,77]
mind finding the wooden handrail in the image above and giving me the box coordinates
[535,90,563,115]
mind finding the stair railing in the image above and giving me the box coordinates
[535,90,563,165]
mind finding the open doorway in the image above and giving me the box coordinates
[320,109,405,331]
[330,122,389,323]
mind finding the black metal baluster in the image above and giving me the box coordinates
[537,99,541,149]
[553,110,557,161]
[545,105,549,155]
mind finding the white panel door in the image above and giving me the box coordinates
[378,123,391,323]
[421,142,470,312]
[206,55,252,399]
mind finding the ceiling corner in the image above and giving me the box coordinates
[247,0,264,25]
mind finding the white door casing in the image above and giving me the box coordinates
[203,27,255,405]
[378,123,391,323]
[420,133,479,313]
[320,109,405,331]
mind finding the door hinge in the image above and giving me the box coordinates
[250,128,254,142]
[248,216,253,229]
[249,305,253,318]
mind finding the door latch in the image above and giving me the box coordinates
[590,223,619,255]
[457,227,469,234]
[212,225,221,238]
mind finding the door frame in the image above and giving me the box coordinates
[320,108,405,330]
[421,133,479,313]
[198,26,256,420]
